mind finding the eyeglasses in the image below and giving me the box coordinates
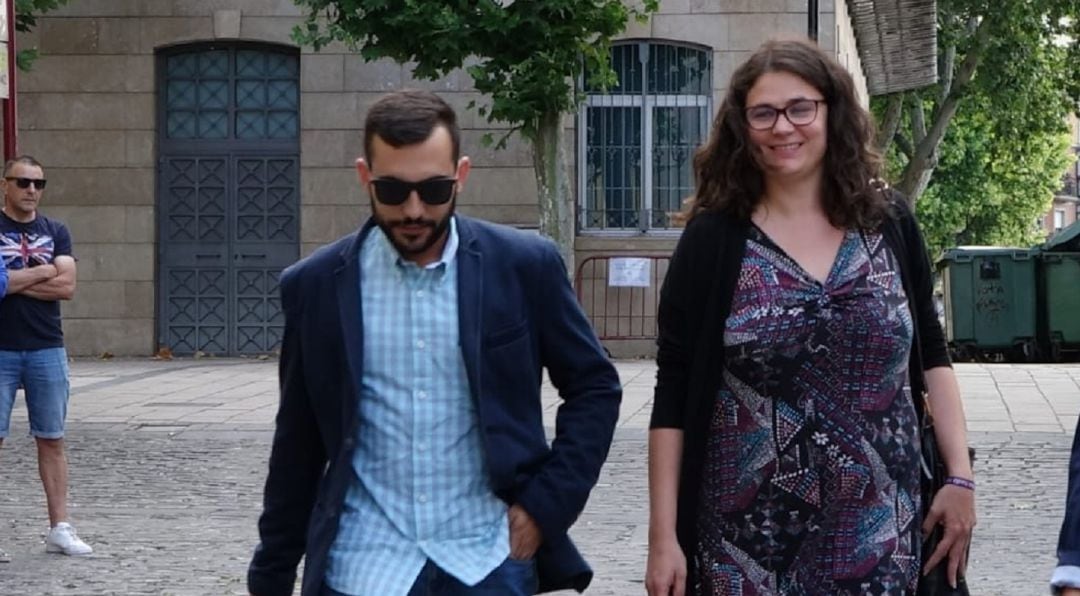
[745,99,825,131]
[370,176,457,206]
[5,177,47,190]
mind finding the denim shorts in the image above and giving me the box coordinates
[0,348,70,439]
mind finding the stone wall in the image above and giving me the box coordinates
[9,0,869,356]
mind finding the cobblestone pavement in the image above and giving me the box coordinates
[0,359,1075,595]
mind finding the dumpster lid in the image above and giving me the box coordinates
[1044,220,1080,252]
[938,246,1035,260]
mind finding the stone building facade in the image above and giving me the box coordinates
[9,0,869,356]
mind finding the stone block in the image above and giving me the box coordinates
[126,131,156,167]
[652,14,729,49]
[301,54,345,92]
[691,0,807,11]
[300,93,363,130]
[63,317,155,356]
[139,18,214,53]
[456,204,538,228]
[66,281,128,318]
[343,56,403,92]
[465,167,538,207]
[713,50,752,91]
[300,205,338,244]
[172,0,304,17]
[125,56,156,92]
[19,130,127,168]
[213,10,241,39]
[333,205,366,236]
[46,168,155,206]
[76,243,155,281]
[44,206,128,243]
[726,13,805,50]
[39,18,100,54]
[301,130,353,168]
[19,93,154,130]
[96,18,143,54]
[238,16,298,45]
[125,206,155,243]
[19,56,151,92]
[52,0,174,17]
[125,281,156,319]
[301,168,361,205]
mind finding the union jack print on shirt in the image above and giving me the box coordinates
[0,232,55,268]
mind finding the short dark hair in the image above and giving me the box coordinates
[4,155,44,177]
[688,36,886,229]
[363,90,461,166]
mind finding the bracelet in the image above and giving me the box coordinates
[944,476,975,491]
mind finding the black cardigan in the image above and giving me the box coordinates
[650,197,952,591]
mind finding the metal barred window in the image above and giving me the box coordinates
[580,42,712,232]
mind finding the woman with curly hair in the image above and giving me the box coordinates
[645,37,976,595]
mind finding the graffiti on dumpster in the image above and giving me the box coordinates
[974,282,1006,321]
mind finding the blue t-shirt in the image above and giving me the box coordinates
[0,211,74,350]
[0,252,7,298]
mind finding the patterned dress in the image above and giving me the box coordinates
[695,226,921,595]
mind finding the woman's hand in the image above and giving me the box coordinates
[645,537,687,596]
[921,483,977,588]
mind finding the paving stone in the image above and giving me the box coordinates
[0,359,1072,594]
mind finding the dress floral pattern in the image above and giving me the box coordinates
[695,226,921,595]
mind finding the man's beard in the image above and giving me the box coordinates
[372,198,455,259]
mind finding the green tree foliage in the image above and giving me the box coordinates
[15,0,71,70]
[873,0,1079,253]
[292,0,658,271]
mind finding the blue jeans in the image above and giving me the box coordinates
[323,557,537,596]
[0,348,70,439]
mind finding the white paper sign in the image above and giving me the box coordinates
[608,257,651,287]
[0,47,7,100]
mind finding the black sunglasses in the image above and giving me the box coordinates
[6,177,47,190]
[370,177,457,206]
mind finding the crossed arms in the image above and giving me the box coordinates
[6,256,77,301]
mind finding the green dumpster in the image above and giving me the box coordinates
[938,247,1039,361]
[1040,221,1080,361]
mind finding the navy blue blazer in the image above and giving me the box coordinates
[247,216,622,596]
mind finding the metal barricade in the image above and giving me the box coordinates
[574,255,670,341]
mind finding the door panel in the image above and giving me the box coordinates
[157,44,300,356]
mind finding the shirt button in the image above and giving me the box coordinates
[417,441,428,451]
[416,289,425,298]
[416,339,426,350]
[416,390,427,400]
[417,494,428,504]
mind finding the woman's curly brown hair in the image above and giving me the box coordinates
[683,36,887,229]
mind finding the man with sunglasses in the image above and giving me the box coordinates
[248,89,621,596]
[0,155,92,559]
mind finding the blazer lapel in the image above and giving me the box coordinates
[335,222,374,431]
[455,217,483,396]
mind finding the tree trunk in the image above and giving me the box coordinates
[530,109,576,276]
[877,93,905,155]
[896,20,989,204]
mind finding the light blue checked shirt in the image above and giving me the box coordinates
[325,218,510,596]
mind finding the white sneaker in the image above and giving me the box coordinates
[45,522,92,556]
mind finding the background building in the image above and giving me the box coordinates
[9,0,914,356]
